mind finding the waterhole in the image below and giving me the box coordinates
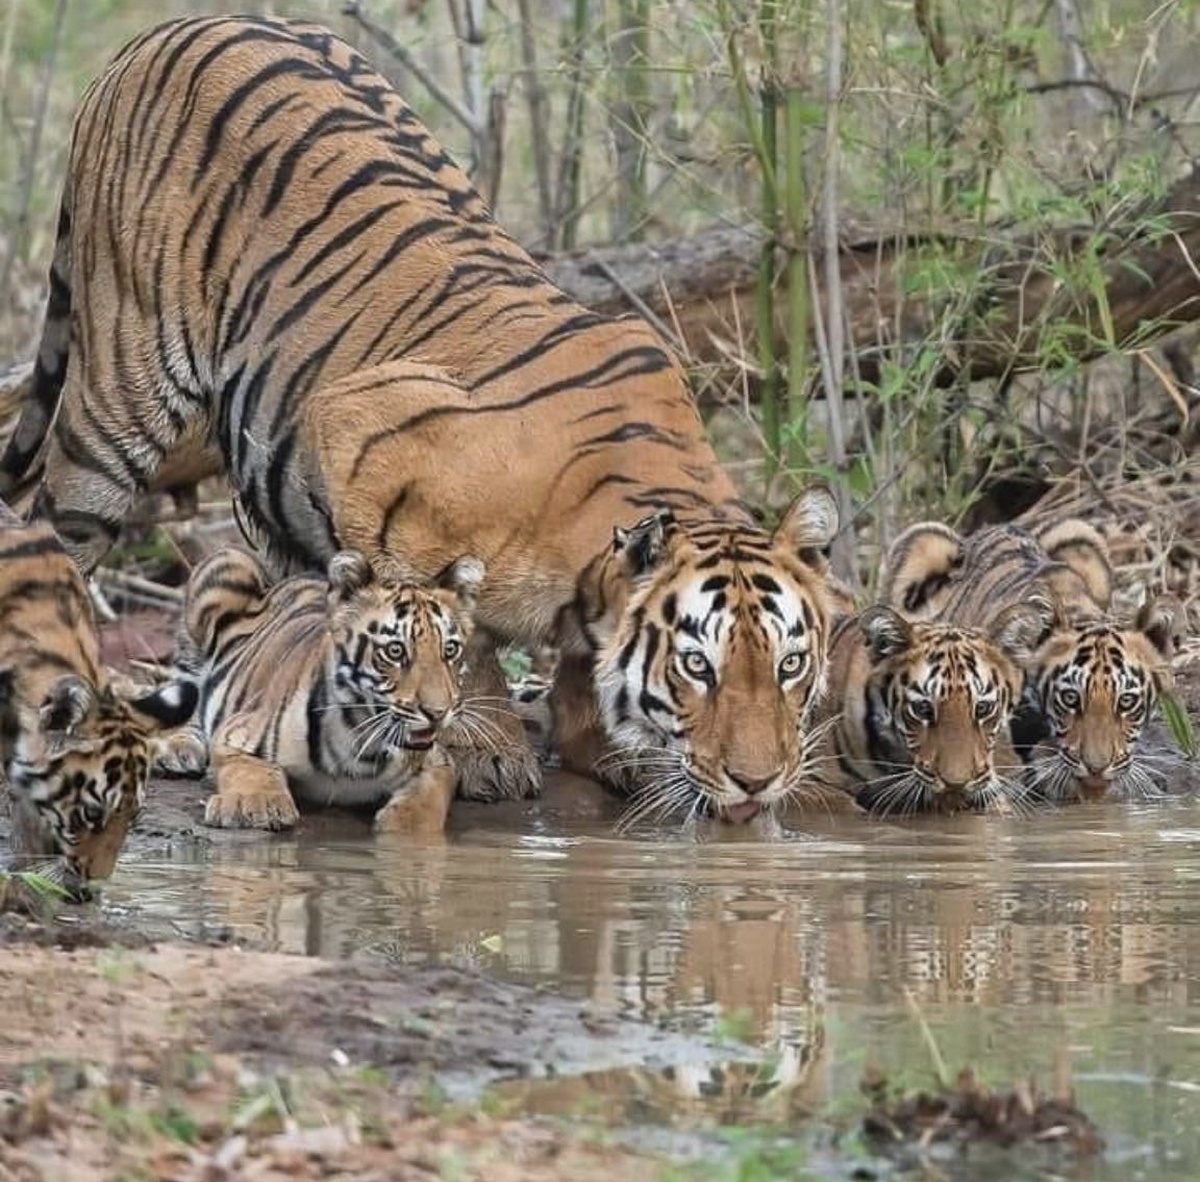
[103,770,1200,1178]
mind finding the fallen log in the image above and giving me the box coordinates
[540,169,1200,393]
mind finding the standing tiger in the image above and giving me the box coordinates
[0,505,195,897]
[164,547,483,835]
[0,15,844,824]
[881,518,1184,802]
[813,602,1049,815]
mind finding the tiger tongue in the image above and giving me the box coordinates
[722,800,763,824]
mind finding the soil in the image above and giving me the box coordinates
[0,931,731,1180]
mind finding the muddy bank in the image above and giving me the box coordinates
[0,940,748,1181]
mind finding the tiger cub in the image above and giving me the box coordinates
[167,547,484,835]
[0,507,196,897]
[814,602,1050,815]
[882,518,1184,802]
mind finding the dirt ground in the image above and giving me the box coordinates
[0,931,734,1181]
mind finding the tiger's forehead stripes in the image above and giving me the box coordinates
[904,638,1003,698]
[672,563,818,670]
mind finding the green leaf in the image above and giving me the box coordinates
[1160,690,1197,759]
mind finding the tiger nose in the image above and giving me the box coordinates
[724,767,775,796]
[419,703,449,727]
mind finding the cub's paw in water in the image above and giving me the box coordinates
[204,752,300,830]
[204,786,301,830]
[373,762,456,836]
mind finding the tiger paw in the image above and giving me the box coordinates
[453,744,543,802]
[154,728,209,777]
[373,789,451,836]
[203,787,299,830]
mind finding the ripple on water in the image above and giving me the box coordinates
[103,771,1200,1179]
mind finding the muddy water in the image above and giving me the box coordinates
[106,771,1200,1178]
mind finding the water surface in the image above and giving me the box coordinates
[106,772,1200,1178]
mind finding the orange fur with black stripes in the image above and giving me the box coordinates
[0,505,194,896]
[814,603,1048,815]
[882,518,1185,802]
[0,15,845,818]
[162,547,482,835]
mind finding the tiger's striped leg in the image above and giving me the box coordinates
[446,629,542,801]
[549,651,612,780]
[204,743,301,831]
[373,746,456,836]
[32,367,201,576]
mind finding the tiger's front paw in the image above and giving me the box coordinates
[203,786,299,830]
[154,727,209,778]
[373,782,453,837]
[453,744,543,802]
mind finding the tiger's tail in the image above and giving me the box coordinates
[0,196,73,502]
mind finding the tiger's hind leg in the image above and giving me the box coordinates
[204,743,301,831]
[32,357,207,576]
[446,629,543,801]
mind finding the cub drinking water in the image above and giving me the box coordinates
[0,506,195,896]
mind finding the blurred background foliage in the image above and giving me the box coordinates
[1,0,1199,593]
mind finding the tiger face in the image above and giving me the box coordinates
[1017,598,1182,801]
[838,604,1047,816]
[325,552,481,754]
[3,671,196,898]
[593,489,839,824]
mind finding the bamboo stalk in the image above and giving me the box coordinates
[555,0,589,250]
[756,0,782,481]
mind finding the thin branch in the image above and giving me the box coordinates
[0,0,67,293]
[341,2,483,138]
[515,0,555,244]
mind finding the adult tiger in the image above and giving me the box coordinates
[162,547,483,835]
[0,504,195,898]
[813,603,1048,815]
[0,16,842,822]
[881,518,1184,802]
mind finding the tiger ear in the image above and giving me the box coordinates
[613,509,676,580]
[40,674,96,737]
[327,550,374,605]
[773,485,839,569]
[1037,518,1113,610]
[440,555,486,615]
[987,598,1055,664]
[127,678,199,731]
[880,522,962,616]
[1137,595,1185,661]
[859,606,913,663]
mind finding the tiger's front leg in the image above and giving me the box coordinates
[550,652,614,782]
[445,629,542,801]
[204,743,301,831]
[373,746,456,836]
